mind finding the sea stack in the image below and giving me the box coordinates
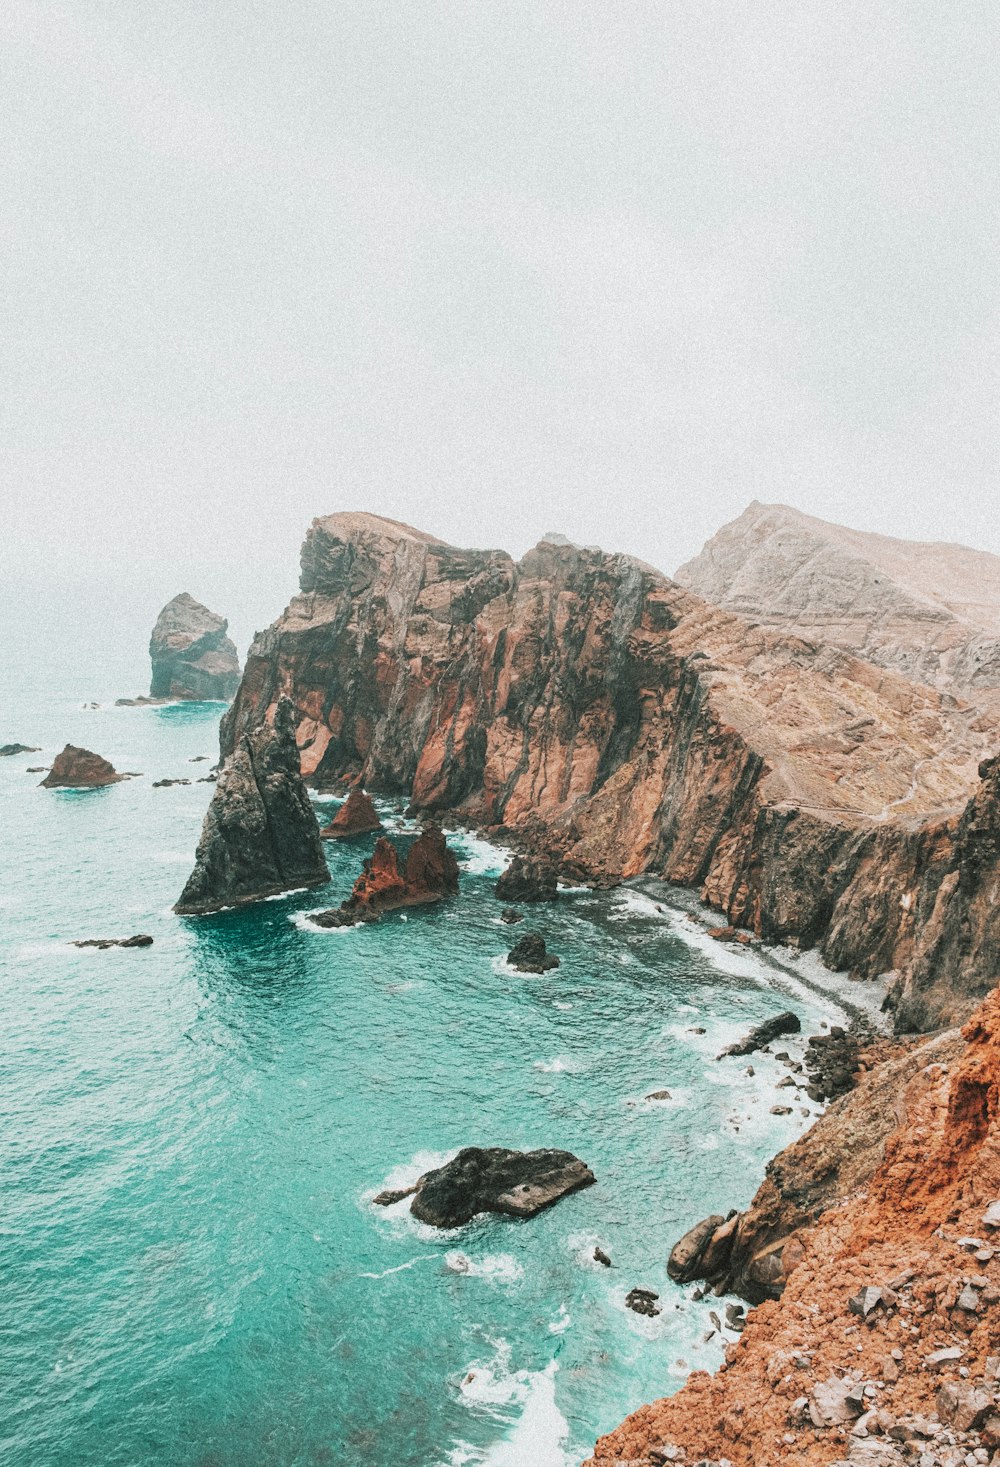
[319,786,383,839]
[174,697,329,915]
[149,593,241,701]
[41,746,123,788]
[309,825,459,926]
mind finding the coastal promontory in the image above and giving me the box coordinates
[149,593,241,701]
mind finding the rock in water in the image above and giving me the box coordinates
[309,826,458,926]
[718,1012,801,1058]
[0,743,39,756]
[507,932,560,972]
[495,856,559,903]
[149,592,241,701]
[405,1147,595,1228]
[319,786,383,839]
[40,746,123,788]
[174,697,329,914]
[73,935,153,949]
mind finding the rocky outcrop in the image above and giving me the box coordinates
[40,746,123,788]
[718,1012,801,1058]
[219,511,1000,1032]
[587,990,1000,1466]
[174,696,328,914]
[318,786,383,839]
[308,825,458,926]
[507,932,560,972]
[72,934,153,949]
[495,857,559,903]
[676,500,1000,697]
[374,1146,595,1227]
[0,743,39,756]
[149,593,241,701]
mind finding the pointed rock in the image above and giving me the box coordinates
[319,786,383,839]
[41,746,123,788]
[149,592,241,701]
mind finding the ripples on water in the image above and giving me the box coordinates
[1,685,848,1466]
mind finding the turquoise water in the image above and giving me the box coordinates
[1,654,848,1466]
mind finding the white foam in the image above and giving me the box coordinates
[454,1343,571,1467]
[290,910,359,933]
[444,1251,524,1284]
[532,1056,579,1074]
[358,1254,437,1280]
[449,830,510,877]
[548,1306,571,1335]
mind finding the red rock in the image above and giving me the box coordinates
[319,787,383,839]
[40,746,123,788]
[310,825,458,926]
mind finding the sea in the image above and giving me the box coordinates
[1,613,863,1467]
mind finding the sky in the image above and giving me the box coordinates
[3,1,999,655]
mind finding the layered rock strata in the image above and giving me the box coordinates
[41,746,123,788]
[149,593,241,701]
[175,697,328,914]
[308,825,458,926]
[220,512,1000,1032]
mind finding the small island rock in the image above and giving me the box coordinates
[398,1146,595,1228]
[149,593,241,701]
[495,855,559,903]
[310,826,458,927]
[73,934,153,950]
[41,746,123,789]
[718,1012,801,1058]
[507,932,560,973]
[0,743,40,757]
[319,786,384,839]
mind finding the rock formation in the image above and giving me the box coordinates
[174,696,329,914]
[72,935,153,949]
[0,743,39,756]
[218,511,1000,1032]
[318,786,383,839]
[676,500,1000,698]
[40,746,123,788]
[149,593,241,701]
[308,825,458,926]
[718,1012,802,1058]
[587,989,1000,1466]
[495,856,559,903]
[507,932,560,972]
[373,1146,595,1227]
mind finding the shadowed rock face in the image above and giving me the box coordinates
[150,593,241,701]
[41,746,122,788]
[220,511,1000,1032]
[174,697,328,914]
[403,1147,595,1228]
[318,786,383,839]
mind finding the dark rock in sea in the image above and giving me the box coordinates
[174,696,329,915]
[26,766,48,773]
[594,1246,612,1267]
[310,826,458,927]
[495,856,558,904]
[718,1012,801,1058]
[41,746,123,788]
[507,932,560,973]
[645,1089,672,1101]
[319,786,384,839]
[500,907,523,924]
[771,1105,793,1116]
[73,934,154,950]
[0,743,39,756]
[403,1146,595,1228]
[372,1185,418,1207]
[152,778,191,787]
[189,756,209,762]
[625,1287,661,1317]
[149,592,241,701]
[667,1214,731,1284]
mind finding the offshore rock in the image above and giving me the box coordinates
[174,696,328,914]
[319,786,383,839]
[73,934,153,949]
[0,743,39,756]
[221,511,1000,1034]
[718,1012,801,1058]
[495,857,559,904]
[506,932,560,972]
[149,592,241,701]
[404,1146,595,1227]
[40,746,123,788]
[309,826,458,927]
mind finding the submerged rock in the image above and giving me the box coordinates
[149,592,241,701]
[40,746,123,788]
[718,1012,801,1058]
[319,786,383,839]
[507,932,560,972]
[73,934,153,949]
[495,856,559,903]
[174,696,329,915]
[403,1146,595,1228]
[500,907,523,924]
[0,743,39,756]
[309,826,458,927]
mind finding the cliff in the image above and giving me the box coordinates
[149,592,241,700]
[220,511,1000,1032]
[676,500,1000,698]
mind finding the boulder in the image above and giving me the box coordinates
[319,787,383,839]
[0,743,39,756]
[718,1012,801,1058]
[667,1214,729,1284]
[149,592,241,701]
[625,1287,661,1317]
[72,934,153,949]
[500,908,523,924]
[594,1246,612,1267]
[507,932,560,972]
[310,826,458,927]
[495,856,559,903]
[404,1146,595,1228]
[174,696,329,914]
[40,746,123,788]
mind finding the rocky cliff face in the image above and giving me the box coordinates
[676,500,1000,697]
[175,696,328,914]
[150,593,241,700]
[220,511,1000,1032]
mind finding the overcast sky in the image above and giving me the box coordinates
[3,1,999,648]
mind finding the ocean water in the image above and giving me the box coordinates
[1,647,852,1467]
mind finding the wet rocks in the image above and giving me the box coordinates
[594,1247,612,1267]
[310,826,458,927]
[625,1287,661,1317]
[0,743,39,756]
[500,908,523,924]
[718,1012,801,1058]
[495,856,559,904]
[507,932,560,972]
[396,1146,595,1227]
[174,696,329,915]
[148,592,241,701]
[646,1089,672,1101]
[668,1215,731,1284]
[152,778,190,787]
[319,786,383,839]
[40,746,123,788]
[804,1021,872,1102]
[72,934,153,949]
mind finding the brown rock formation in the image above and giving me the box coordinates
[149,593,241,701]
[586,989,1000,1467]
[318,786,383,839]
[40,746,123,788]
[309,824,458,926]
[220,511,1000,1031]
